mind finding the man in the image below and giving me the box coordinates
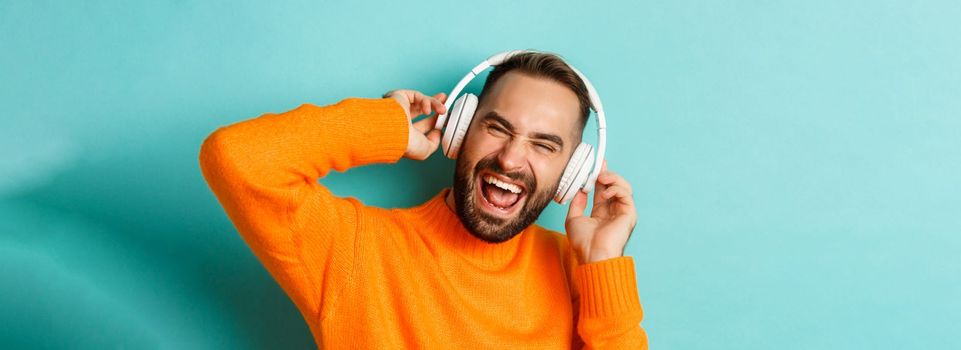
[199,52,648,348]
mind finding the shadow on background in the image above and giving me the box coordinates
[1,107,454,349]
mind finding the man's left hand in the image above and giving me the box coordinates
[565,161,638,264]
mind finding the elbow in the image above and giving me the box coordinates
[198,127,237,185]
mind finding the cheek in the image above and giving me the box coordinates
[461,132,501,159]
[531,158,566,191]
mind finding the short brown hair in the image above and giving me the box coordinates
[477,51,592,137]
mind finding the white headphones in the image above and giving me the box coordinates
[434,50,607,205]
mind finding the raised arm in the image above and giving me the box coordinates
[198,92,444,319]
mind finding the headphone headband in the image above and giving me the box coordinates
[435,50,608,193]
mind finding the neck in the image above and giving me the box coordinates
[445,189,456,212]
[407,188,525,269]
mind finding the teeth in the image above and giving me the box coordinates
[484,175,522,194]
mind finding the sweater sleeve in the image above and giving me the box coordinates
[198,97,409,319]
[573,256,649,349]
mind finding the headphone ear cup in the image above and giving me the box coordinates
[555,142,595,204]
[442,93,477,159]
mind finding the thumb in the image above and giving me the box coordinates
[425,129,442,153]
[566,190,588,220]
[405,129,442,160]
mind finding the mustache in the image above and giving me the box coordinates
[474,156,536,192]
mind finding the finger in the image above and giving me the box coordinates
[424,129,442,155]
[407,129,441,160]
[420,97,430,116]
[407,91,424,115]
[597,170,617,184]
[601,185,635,214]
[429,95,447,115]
[413,114,438,133]
[400,90,417,103]
[566,190,589,220]
[601,184,633,202]
[596,170,622,188]
[592,170,618,207]
[592,180,608,208]
[595,161,611,187]
[597,171,632,193]
[433,92,448,104]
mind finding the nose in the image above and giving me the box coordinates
[496,138,528,173]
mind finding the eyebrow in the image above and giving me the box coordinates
[481,112,565,149]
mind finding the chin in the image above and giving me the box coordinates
[451,154,554,244]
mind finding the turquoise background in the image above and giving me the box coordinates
[2,0,959,348]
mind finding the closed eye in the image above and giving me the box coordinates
[487,124,509,136]
[534,143,557,153]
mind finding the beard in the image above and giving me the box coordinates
[451,154,556,243]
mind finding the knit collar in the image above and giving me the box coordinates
[406,187,527,269]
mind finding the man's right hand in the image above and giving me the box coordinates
[384,89,449,161]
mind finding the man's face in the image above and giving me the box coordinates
[452,72,582,243]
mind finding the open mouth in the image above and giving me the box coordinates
[475,171,527,216]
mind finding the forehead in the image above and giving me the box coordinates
[477,72,581,140]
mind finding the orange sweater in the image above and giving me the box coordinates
[199,97,648,349]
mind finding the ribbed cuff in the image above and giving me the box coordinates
[574,256,642,319]
[333,97,409,165]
